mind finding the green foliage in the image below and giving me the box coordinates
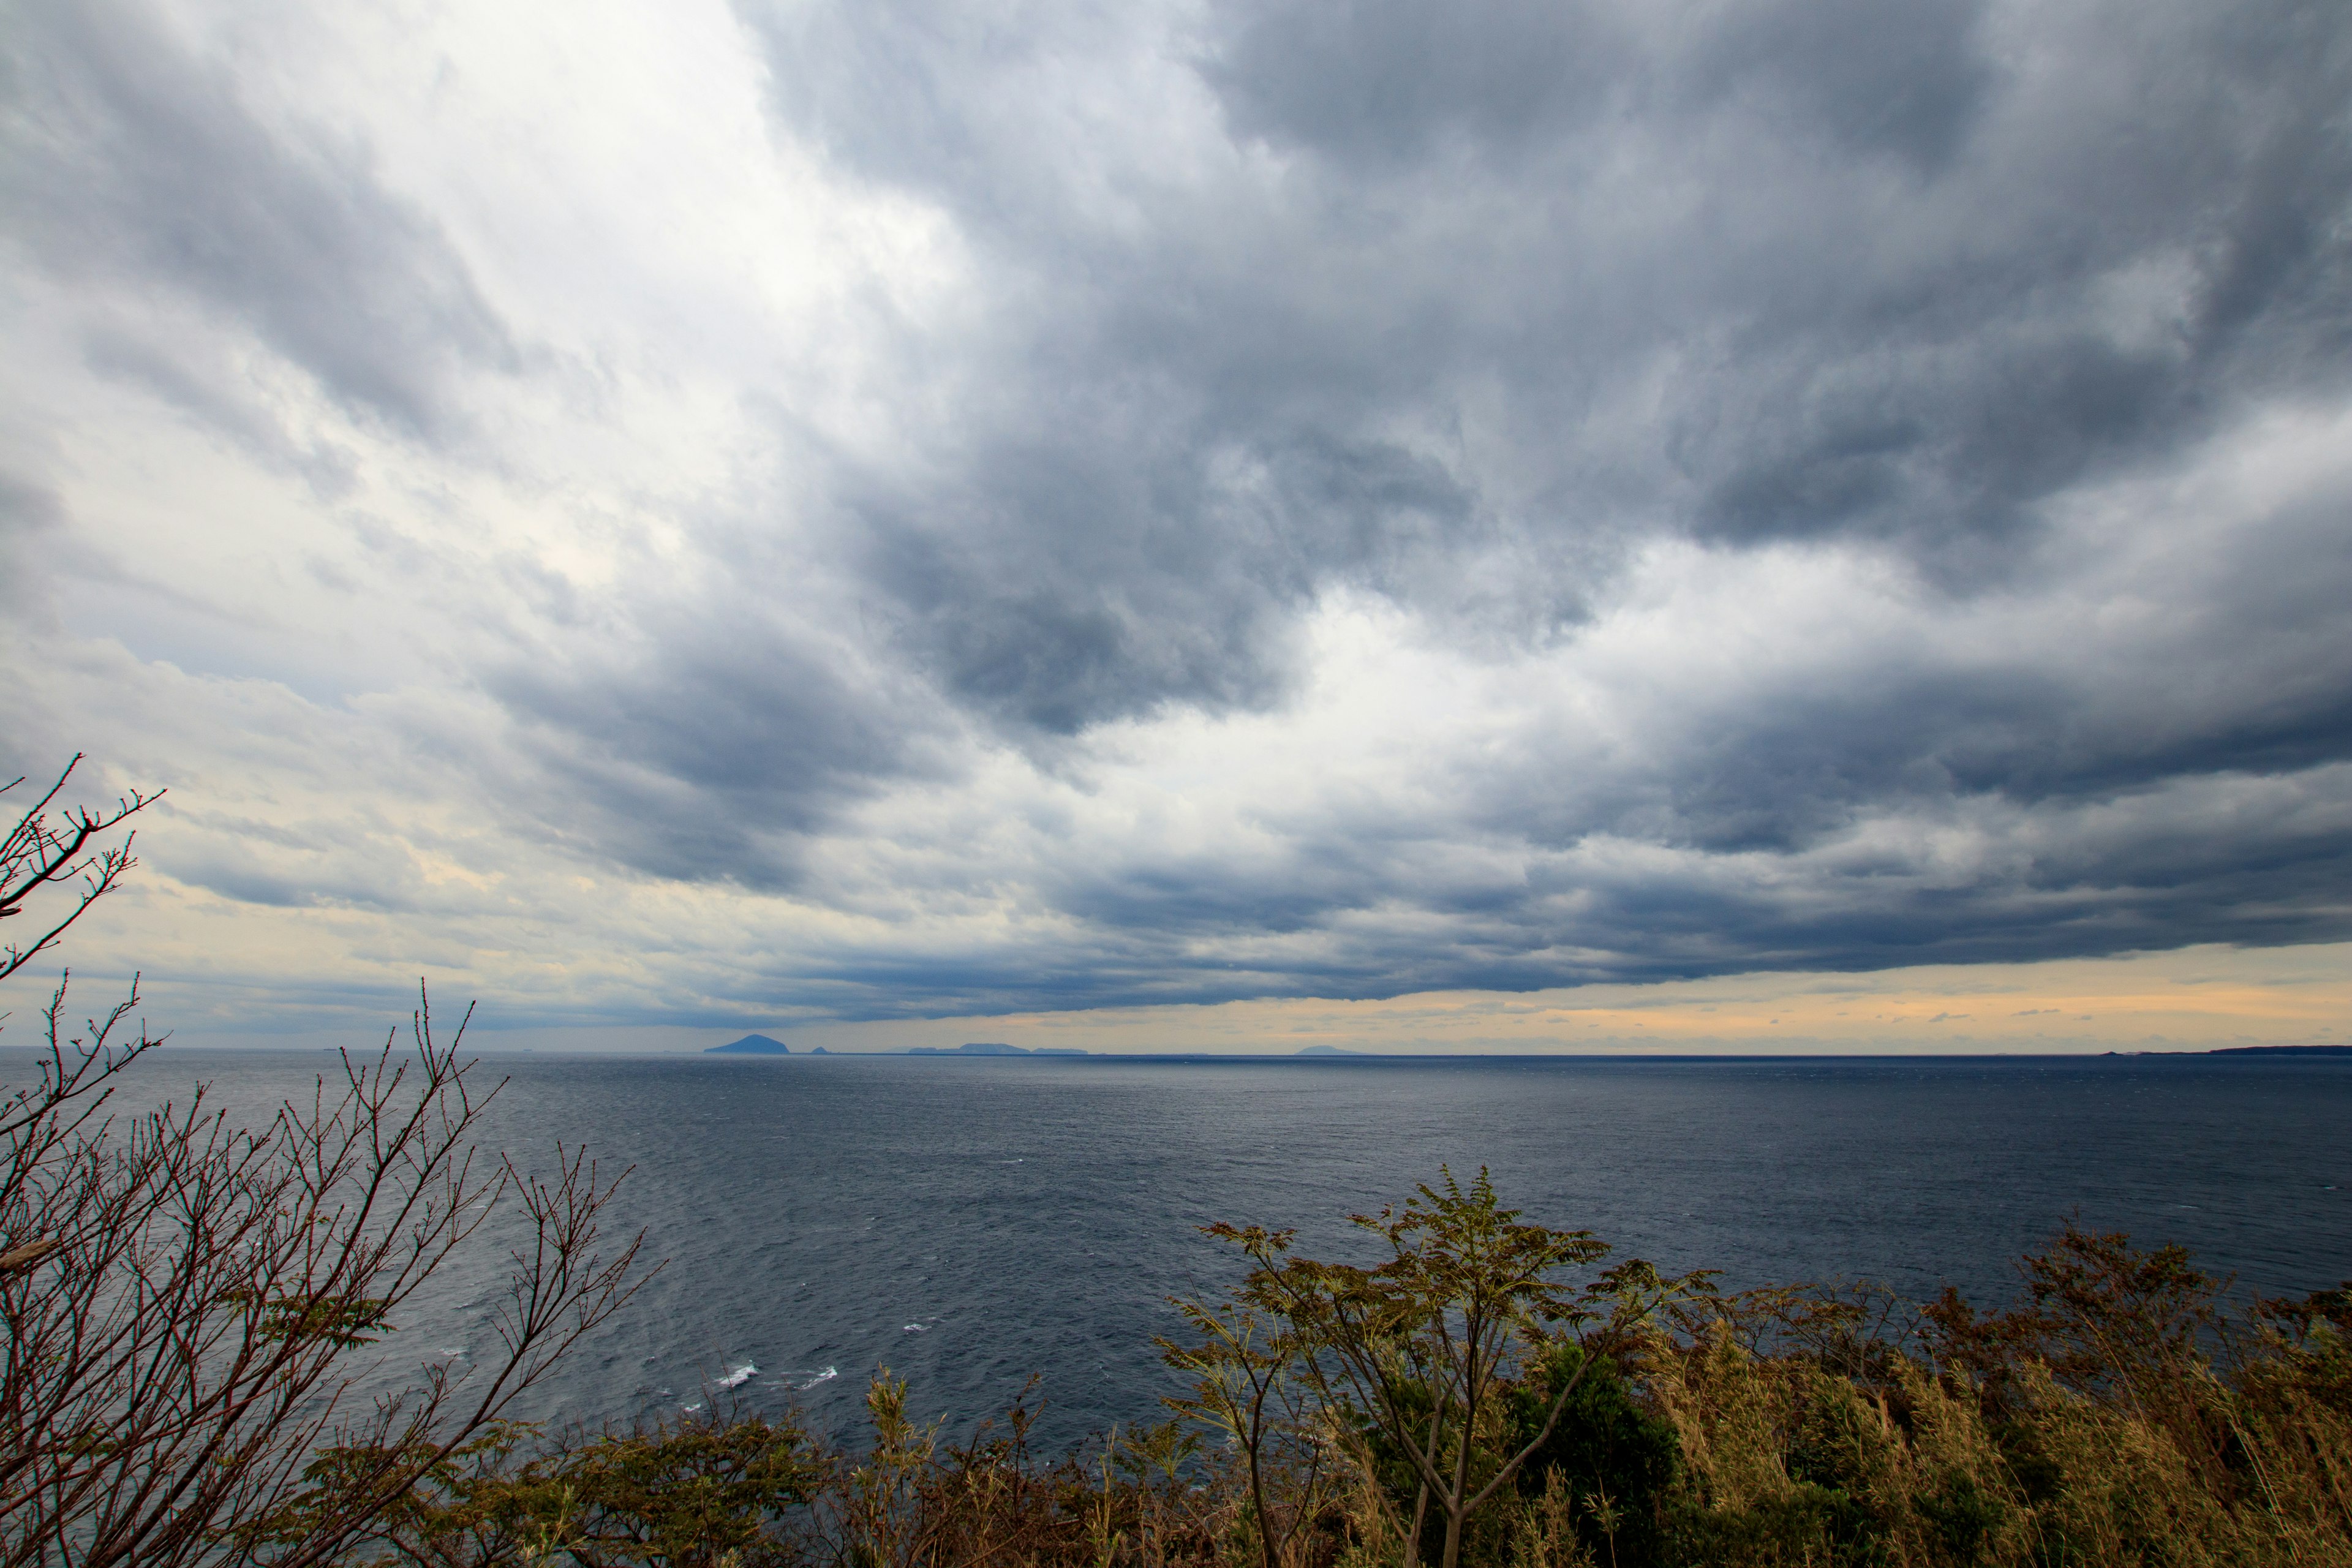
[336,1411,822,1566]
[218,1290,396,1348]
[1159,1177,2352,1568]
[1349,1346,1681,1568]
[339,1200,2347,1568]
[1506,1348,1679,1568]
[1190,1167,1693,1568]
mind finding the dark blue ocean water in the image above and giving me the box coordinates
[55,1051,2352,1452]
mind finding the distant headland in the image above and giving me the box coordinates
[906,1042,1090,1056]
[706,1038,2345,1060]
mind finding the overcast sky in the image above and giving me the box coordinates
[4,0,2349,1048]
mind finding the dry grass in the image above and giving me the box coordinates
[314,1231,2350,1568]
[1634,1231,2352,1567]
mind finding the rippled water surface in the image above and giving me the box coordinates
[69,1050,2352,1449]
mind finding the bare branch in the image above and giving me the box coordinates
[0,755,165,988]
[3,760,651,1568]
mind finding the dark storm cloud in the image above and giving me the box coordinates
[1,0,519,440]
[690,0,2352,1014]
[848,441,1297,737]
[799,769,2352,1020]
[1208,0,1990,174]
[737,0,2351,653]
[1202,0,1634,167]
[1201,0,2352,573]
[483,575,943,890]
[1662,2,2352,569]
[846,423,1475,734]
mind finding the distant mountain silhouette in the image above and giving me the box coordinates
[1295,1044,1366,1056]
[707,1034,791,1055]
[2207,1042,2352,1055]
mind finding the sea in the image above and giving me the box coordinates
[47,1050,2352,1453]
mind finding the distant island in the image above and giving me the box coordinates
[1295,1044,1366,1056]
[2207,1042,2352,1055]
[706,1033,791,1055]
[905,1042,1089,1056]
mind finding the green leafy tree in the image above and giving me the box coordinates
[1202,1168,1683,1568]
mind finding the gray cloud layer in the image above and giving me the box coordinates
[6,0,2351,1022]
[5,0,518,440]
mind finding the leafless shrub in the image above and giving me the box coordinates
[0,758,649,1567]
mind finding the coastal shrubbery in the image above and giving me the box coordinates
[311,1183,2352,1568]
[1630,1231,2352,1567]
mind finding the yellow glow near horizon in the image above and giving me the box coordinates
[394,940,2352,1055]
[851,943,2350,1055]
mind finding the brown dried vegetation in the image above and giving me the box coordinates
[330,1198,2352,1568]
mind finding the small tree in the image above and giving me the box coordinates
[1158,1291,1332,1568]
[0,756,648,1567]
[1204,1168,1680,1568]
